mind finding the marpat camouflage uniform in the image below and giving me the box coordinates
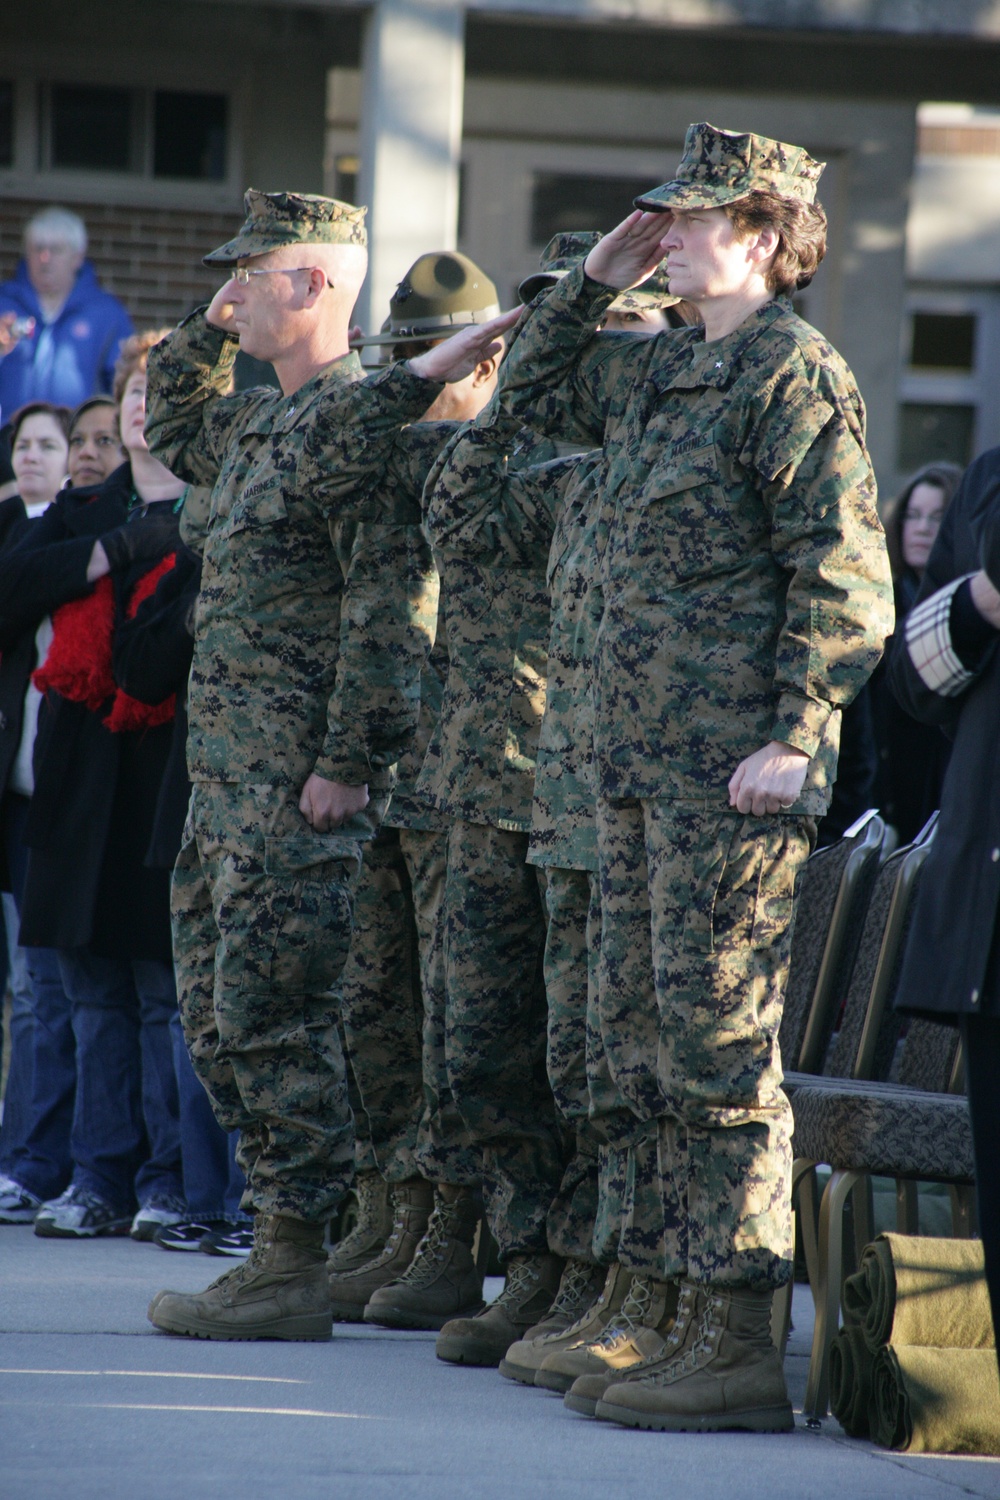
[338,454,480,1190]
[421,408,568,1259]
[496,264,893,1287]
[530,448,667,1272]
[146,312,441,1221]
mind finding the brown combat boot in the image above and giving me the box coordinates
[327,1171,394,1273]
[148,1215,331,1341]
[536,1273,678,1412]
[595,1282,793,1432]
[435,1252,563,1366]
[328,1178,434,1322]
[499,1261,631,1386]
[364,1184,484,1330]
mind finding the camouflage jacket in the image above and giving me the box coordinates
[145,313,440,792]
[529,450,604,872]
[419,410,559,832]
[495,267,894,813]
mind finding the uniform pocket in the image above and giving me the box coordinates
[633,442,743,589]
[240,836,356,995]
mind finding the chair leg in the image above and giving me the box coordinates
[896,1179,919,1234]
[852,1175,875,1266]
[804,1168,863,1422]
[793,1158,821,1301]
[950,1184,977,1238]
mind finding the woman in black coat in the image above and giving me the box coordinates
[888,442,1000,1359]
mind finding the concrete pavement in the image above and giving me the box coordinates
[2,1226,999,1500]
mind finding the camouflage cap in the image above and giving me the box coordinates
[353,252,500,347]
[518,230,678,310]
[203,188,367,267]
[634,122,825,213]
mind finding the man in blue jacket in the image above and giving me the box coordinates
[0,206,133,416]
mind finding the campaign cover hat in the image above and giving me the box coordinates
[353,252,500,347]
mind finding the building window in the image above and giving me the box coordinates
[909,312,976,373]
[333,153,358,206]
[0,82,13,168]
[37,82,228,182]
[49,84,134,172]
[531,172,654,245]
[153,91,227,181]
[898,402,976,471]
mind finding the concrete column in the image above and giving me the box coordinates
[355,0,465,333]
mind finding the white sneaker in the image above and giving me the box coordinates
[0,1173,42,1224]
[131,1196,188,1242]
[34,1184,132,1238]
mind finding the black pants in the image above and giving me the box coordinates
[961,1012,1000,1365]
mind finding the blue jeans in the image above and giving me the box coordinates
[57,950,183,1214]
[170,1012,246,1220]
[0,792,76,1199]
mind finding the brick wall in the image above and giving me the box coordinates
[0,197,243,330]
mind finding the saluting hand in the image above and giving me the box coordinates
[407,309,522,385]
[205,284,239,334]
[583,210,669,292]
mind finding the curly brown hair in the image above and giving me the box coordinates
[723,190,828,297]
[112,328,173,406]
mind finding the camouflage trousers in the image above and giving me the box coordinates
[171,782,368,1222]
[544,865,666,1274]
[339,822,479,1186]
[443,820,566,1258]
[597,799,813,1290]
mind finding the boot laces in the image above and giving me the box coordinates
[547,1260,598,1322]
[591,1274,654,1347]
[645,1288,719,1387]
[336,1174,386,1256]
[495,1258,540,1308]
[395,1208,450,1288]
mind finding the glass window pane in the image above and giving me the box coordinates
[898,402,975,471]
[0,82,13,168]
[531,172,657,245]
[51,84,132,171]
[153,91,226,180]
[909,312,976,372]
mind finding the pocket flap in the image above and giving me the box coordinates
[643,443,718,500]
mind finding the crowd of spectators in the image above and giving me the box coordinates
[0,208,248,1254]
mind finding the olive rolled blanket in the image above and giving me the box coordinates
[841,1233,993,1353]
[830,1323,874,1438]
[872,1345,1000,1454]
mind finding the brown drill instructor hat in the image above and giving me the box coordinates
[203,189,368,266]
[352,252,500,348]
[634,123,825,213]
[518,231,678,310]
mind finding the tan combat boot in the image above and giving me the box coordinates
[535,1273,678,1411]
[148,1215,331,1341]
[327,1170,394,1273]
[499,1260,631,1386]
[564,1279,703,1416]
[364,1184,484,1330]
[328,1178,434,1322]
[436,1252,563,1366]
[595,1282,793,1432]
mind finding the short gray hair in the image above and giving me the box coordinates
[25,206,88,254]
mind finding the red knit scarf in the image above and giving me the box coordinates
[33,553,178,732]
